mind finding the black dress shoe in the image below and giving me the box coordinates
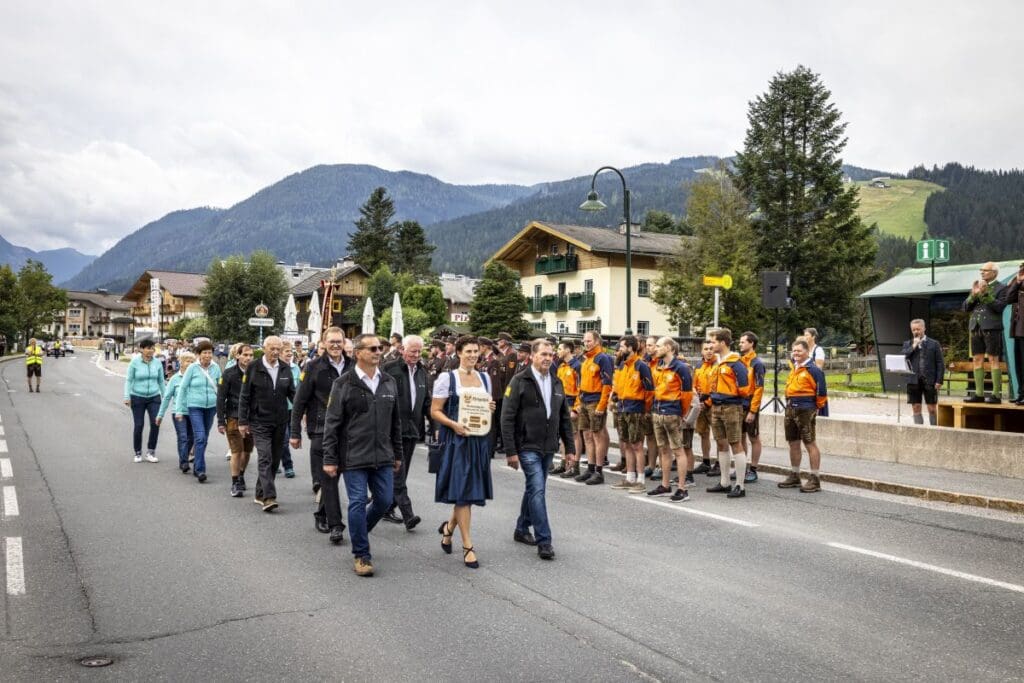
[315,517,330,534]
[329,526,346,545]
[381,510,403,525]
[514,530,537,546]
[537,544,555,560]
[984,395,1002,404]
[404,515,421,531]
[964,394,985,403]
[707,483,731,493]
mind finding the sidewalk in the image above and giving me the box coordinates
[603,425,1024,514]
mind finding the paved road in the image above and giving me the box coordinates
[1,353,1022,681]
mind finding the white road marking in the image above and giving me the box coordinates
[0,439,7,453]
[6,537,25,595]
[634,495,761,528]
[3,485,18,517]
[0,459,11,479]
[827,542,1024,595]
[93,352,124,377]
[0,425,4,435]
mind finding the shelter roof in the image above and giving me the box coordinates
[860,259,1023,299]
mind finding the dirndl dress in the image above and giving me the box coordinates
[434,370,494,507]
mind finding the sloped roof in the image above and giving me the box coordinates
[290,265,370,297]
[66,290,133,311]
[860,259,1023,299]
[122,270,207,301]
[439,274,478,304]
[490,221,687,263]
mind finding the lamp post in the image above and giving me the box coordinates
[580,166,632,336]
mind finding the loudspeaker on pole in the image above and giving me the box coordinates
[761,271,792,309]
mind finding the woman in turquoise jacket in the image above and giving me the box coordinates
[124,338,166,463]
[174,340,222,482]
[156,351,196,473]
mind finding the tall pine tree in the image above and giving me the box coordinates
[348,187,397,274]
[469,262,531,338]
[732,65,876,335]
[390,220,436,279]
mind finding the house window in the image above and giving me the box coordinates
[332,299,342,313]
[534,285,542,299]
[636,321,650,337]
[638,279,651,297]
[530,321,547,332]
[566,245,576,255]
[584,279,593,295]
[577,320,601,334]
[550,244,559,255]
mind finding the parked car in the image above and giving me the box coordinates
[63,340,75,354]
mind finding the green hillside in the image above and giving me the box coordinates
[854,178,943,239]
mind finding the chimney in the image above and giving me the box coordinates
[618,221,642,235]
[335,255,355,269]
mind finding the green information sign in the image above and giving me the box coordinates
[915,239,950,264]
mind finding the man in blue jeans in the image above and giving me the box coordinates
[501,339,576,560]
[321,334,403,577]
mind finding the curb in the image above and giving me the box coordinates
[601,441,1024,515]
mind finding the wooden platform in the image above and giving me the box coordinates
[936,401,1024,433]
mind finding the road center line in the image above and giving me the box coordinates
[0,425,5,435]
[827,542,1024,595]
[3,485,19,517]
[0,439,7,453]
[0,459,11,479]
[6,537,25,595]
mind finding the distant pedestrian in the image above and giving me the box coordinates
[431,335,495,569]
[174,340,222,483]
[901,319,944,425]
[290,327,351,544]
[238,336,296,512]
[113,342,121,361]
[803,328,826,369]
[573,331,614,485]
[124,338,165,463]
[739,331,766,482]
[778,339,828,493]
[647,336,695,501]
[218,344,255,496]
[25,337,44,393]
[156,351,195,473]
[321,333,403,577]
[691,340,717,476]
[278,345,300,479]
[501,339,574,560]
[103,338,113,361]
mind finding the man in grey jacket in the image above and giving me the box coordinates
[963,262,1008,403]
[322,334,403,577]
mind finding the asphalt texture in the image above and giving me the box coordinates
[0,353,1022,681]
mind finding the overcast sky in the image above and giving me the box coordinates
[1,1,1022,253]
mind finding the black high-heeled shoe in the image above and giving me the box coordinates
[438,521,453,554]
[463,546,479,569]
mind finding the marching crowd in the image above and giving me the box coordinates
[116,325,828,577]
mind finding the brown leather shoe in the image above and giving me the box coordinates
[799,474,821,493]
[777,472,802,489]
[353,557,374,577]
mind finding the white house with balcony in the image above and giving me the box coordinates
[489,221,683,338]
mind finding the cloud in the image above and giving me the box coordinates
[1,1,1023,252]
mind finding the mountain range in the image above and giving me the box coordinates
[0,234,96,283]
[20,158,890,292]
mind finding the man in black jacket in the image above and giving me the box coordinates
[501,339,575,560]
[901,319,945,426]
[382,334,430,530]
[321,334,403,577]
[1002,263,1024,404]
[290,327,351,543]
[217,343,255,496]
[963,262,1008,403]
[238,336,296,513]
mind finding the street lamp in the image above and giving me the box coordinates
[580,166,633,335]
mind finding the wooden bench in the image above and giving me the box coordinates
[936,401,1024,433]
[945,360,1008,396]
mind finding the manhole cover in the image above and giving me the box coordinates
[79,656,114,667]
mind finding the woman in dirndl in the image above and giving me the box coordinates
[431,335,495,569]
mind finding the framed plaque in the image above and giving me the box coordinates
[458,390,492,436]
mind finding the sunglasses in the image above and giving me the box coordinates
[358,345,383,352]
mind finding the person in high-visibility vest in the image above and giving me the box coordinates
[25,337,44,392]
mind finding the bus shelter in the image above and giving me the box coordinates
[860,259,1021,395]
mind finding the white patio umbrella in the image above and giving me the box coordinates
[389,291,404,338]
[284,294,298,333]
[307,290,322,346]
[361,297,375,334]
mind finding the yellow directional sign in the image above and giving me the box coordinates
[702,274,733,290]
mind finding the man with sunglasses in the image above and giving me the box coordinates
[290,326,352,544]
[322,334,403,577]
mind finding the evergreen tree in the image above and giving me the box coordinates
[653,168,764,335]
[348,187,397,273]
[732,66,877,335]
[0,265,18,345]
[364,265,417,328]
[469,262,531,338]
[201,251,288,342]
[390,220,436,279]
[642,209,687,235]
[12,260,67,341]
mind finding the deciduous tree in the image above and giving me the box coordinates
[12,260,66,342]
[469,262,531,338]
[201,251,288,342]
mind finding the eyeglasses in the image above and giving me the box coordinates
[358,345,382,352]
[326,340,344,345]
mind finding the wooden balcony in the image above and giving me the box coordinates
[535,253,578,275]
[568,292,595,311]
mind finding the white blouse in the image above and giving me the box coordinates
[433,369,490,399]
